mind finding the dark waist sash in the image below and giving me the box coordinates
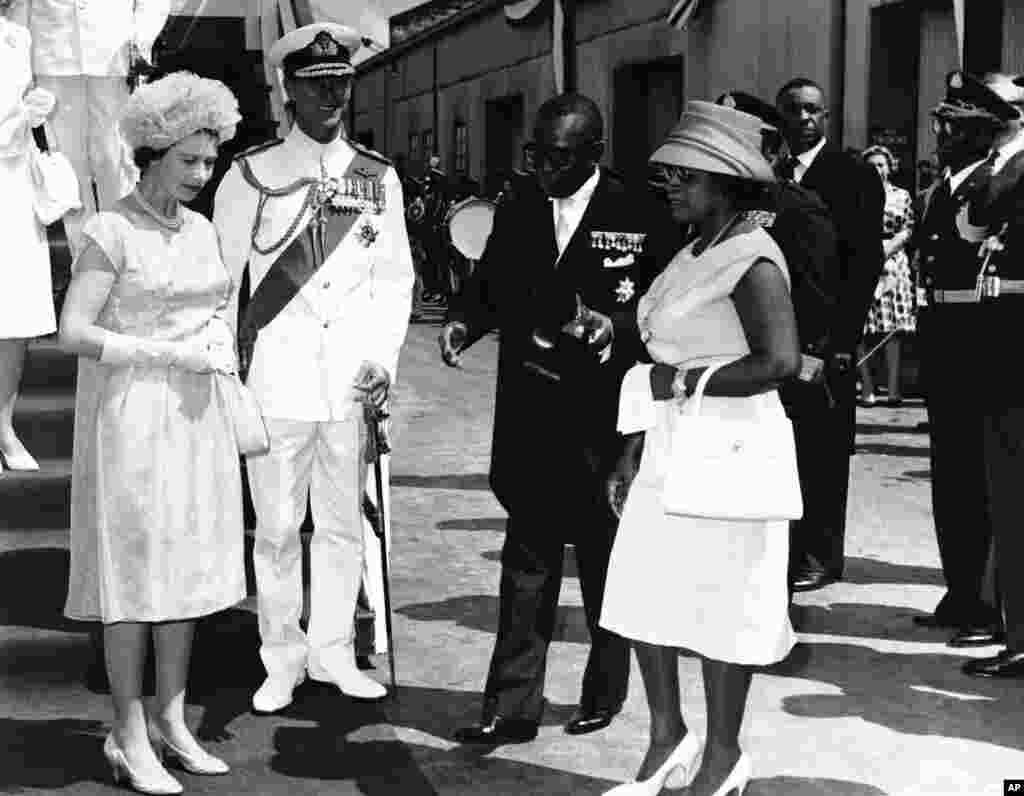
[236,151,387,380]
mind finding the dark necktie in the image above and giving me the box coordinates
[776,155,800,183]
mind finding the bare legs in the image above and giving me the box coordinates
[0,338,33,464]
[105,620,202,771]
[632,642,752,796]
[857,334,902,403]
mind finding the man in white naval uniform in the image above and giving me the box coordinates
[214,22,414,711]
[26,0,170,254]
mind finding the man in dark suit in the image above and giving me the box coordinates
[775,78,885,592]
[439,93,678,743]
[912,71,1006,646]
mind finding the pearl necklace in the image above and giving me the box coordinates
[133,189,184,232]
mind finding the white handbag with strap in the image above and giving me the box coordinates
[28,140,81,226]
[661,360,803,522]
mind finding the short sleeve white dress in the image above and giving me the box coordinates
[600,227,797,665]
[63,204,246,624]
[0,16,56,338]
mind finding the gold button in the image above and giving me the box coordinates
[930,234,939,241]
[323,322,330,329]
[323,281,331,289]
[926,255,935,263]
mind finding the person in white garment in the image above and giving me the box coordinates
[0,0,58,471]
[214,22,414,713]
[26,0,170,255]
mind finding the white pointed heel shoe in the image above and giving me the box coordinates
[708,752,752,796]
[148,725,230,775]
[603,732,702,795]
[0,447,39,471]
[103,733,183,795]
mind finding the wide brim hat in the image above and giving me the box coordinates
[650,100,776,183]
[932,70,1018,123]
[269,23,362,79]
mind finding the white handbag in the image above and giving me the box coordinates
[214,373,271,457]
[29,145,81,226]
[661,360,803,521]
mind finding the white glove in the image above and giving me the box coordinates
[22,88,55,128]
[100,330,235,374]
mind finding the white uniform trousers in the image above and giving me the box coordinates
[37,75,134,255]
[248,415,367,681]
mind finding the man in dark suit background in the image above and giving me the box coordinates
[439,93,679,744]
[774,78,885,592]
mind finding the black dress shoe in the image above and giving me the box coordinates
[564,706,620,736]
[948,626,1006,648]
[790,568,839,592]
[912,613,959,629]
[453,716,539,745]
[963,649,1024,678]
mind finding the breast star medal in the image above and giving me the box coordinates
[358,219,379,248]
[615,277,635,303]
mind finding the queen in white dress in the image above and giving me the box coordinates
[0,1,58,471]
[600,102,801,796]
[60,72,244,796]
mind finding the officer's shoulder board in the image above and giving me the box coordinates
[233,138,284,164]
[349,139,392,168]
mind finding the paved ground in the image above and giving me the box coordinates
[2,318,1024,796]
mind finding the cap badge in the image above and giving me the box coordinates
[615,277,636,303]
[311,31,342,57]
[950,72,963,89]
[722,94,737,109]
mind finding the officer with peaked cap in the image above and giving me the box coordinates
[913,71,1009,647]
[956,72,1024,678]
[213,22,414,711]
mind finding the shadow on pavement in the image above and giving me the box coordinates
[853,442,928,458]
[480,547,579,578]
[436,517,507,533]
[0,717,106,794]
[0,477,69,530]
[885,468,930,484]
[0,548,78,633]
[746,778,888,796]
[841,556,943,587]
[770,641,1024,754]
[393,473,491,490]
[791,601,955,643]
[397,594,591,645]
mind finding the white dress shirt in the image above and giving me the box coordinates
[551,166,601,259]
[792,137,827,184]
[27,0,170,77]
[214,125,414,421]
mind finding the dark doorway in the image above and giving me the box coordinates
[485,95,525,194]
[868,3,920,190]
[612,57,683,188]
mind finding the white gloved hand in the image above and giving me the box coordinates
[22,87,55,128]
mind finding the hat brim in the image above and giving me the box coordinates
[649,142,775,183]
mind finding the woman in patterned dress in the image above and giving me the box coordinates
[857,145,915,406]
[60,72,244,795]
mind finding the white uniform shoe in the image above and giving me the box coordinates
[252,673,304,713]
[308,655,386,700]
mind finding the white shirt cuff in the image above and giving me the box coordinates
[617,363,657,434]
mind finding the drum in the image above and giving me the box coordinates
[445,196,496,260]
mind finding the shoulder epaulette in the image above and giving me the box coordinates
[349,139,392,167]
[233,138,284,163]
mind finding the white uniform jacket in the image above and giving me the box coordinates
[26,0,170,77]
[214,125,415,421]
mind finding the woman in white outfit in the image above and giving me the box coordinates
[600,102,800,796]
[60,72,244,796]
[0,0,56,471]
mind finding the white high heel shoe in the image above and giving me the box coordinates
[707,752,752,796]
[603,732,702,795]
[149,724,230,775]
[103,733,183,795]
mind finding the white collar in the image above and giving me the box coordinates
[285,123,351,172]
[552,166,601,206]
[993,130,1024,171]
[796,137,827,170]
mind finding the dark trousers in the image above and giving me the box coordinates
[982,407,1024,649]
[784,377,854,577]
[481,445,630,722]
[920,308,997,625]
